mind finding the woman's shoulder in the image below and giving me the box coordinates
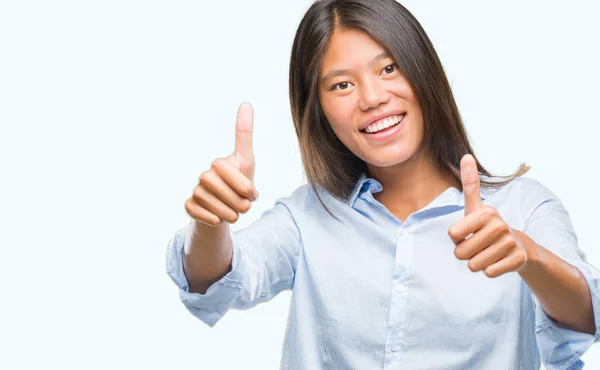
[483,174,564,215]
[500,175,558,200]
[274,183,316,212]
[275,182,349,215]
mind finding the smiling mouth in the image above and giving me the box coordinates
[360,113,406,134]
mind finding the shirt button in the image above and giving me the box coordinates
[389,344,399,352]
[396,284,405,293]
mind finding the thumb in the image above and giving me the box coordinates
[461,154,483,215]
[232,102,255,181]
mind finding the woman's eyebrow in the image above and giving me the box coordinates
[321,68,351,83]
[320,52,391,83]
[371,51,390,64]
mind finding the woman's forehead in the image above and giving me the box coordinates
[320,29,390,74]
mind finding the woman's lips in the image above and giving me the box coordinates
[360,113,406,140]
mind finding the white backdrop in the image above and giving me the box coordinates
[1,1,599,369]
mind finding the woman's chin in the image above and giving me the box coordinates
[362,153,415,169]
[365,157,410,168]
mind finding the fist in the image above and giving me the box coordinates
[448,154,528,278]
[184,103,259,226]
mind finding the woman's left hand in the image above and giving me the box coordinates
[448,155,529,278]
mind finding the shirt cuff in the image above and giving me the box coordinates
[165,227,244,327]
[534,259,600,370]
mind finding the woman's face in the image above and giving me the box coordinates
[318,28,424,169]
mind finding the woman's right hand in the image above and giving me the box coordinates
[185,103,259,226]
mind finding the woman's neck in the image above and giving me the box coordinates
[367,153,459,222]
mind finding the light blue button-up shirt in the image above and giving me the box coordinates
[166,174,600,370]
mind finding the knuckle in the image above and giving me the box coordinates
[484,268,499,278]
[187,208,204,223]
[192,185,205,201]
[502,234,515,249]
[493,220,508,233]
[184,198,194,215]
[225,212,239,224]
[467,261,479,272]
[211,158,226,171]
[483,205,497,218]
[205,217,223,227]
[240,183,253,197]
[238,200,252,214]
[199,170,215,185]
[184,196,222,226]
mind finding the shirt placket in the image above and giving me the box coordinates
[383,224,415,368]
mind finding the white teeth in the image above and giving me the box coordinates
[365,114,405,134]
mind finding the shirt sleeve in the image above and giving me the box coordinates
[519,178,600,370]
[166,201,302,327]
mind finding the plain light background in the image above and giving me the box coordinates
[1,1,598,369]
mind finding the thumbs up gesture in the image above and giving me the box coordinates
[185,103,259,226]
[448,154,528,278]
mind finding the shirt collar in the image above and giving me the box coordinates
[346,172,495,209]
[346,173,377,207]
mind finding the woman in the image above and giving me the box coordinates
[166,0,600,369]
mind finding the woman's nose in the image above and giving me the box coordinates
[359,79,391,111]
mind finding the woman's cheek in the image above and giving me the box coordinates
[324,99,354,135]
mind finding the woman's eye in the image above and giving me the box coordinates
[382,64,397,75]
[331,81,352,91]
